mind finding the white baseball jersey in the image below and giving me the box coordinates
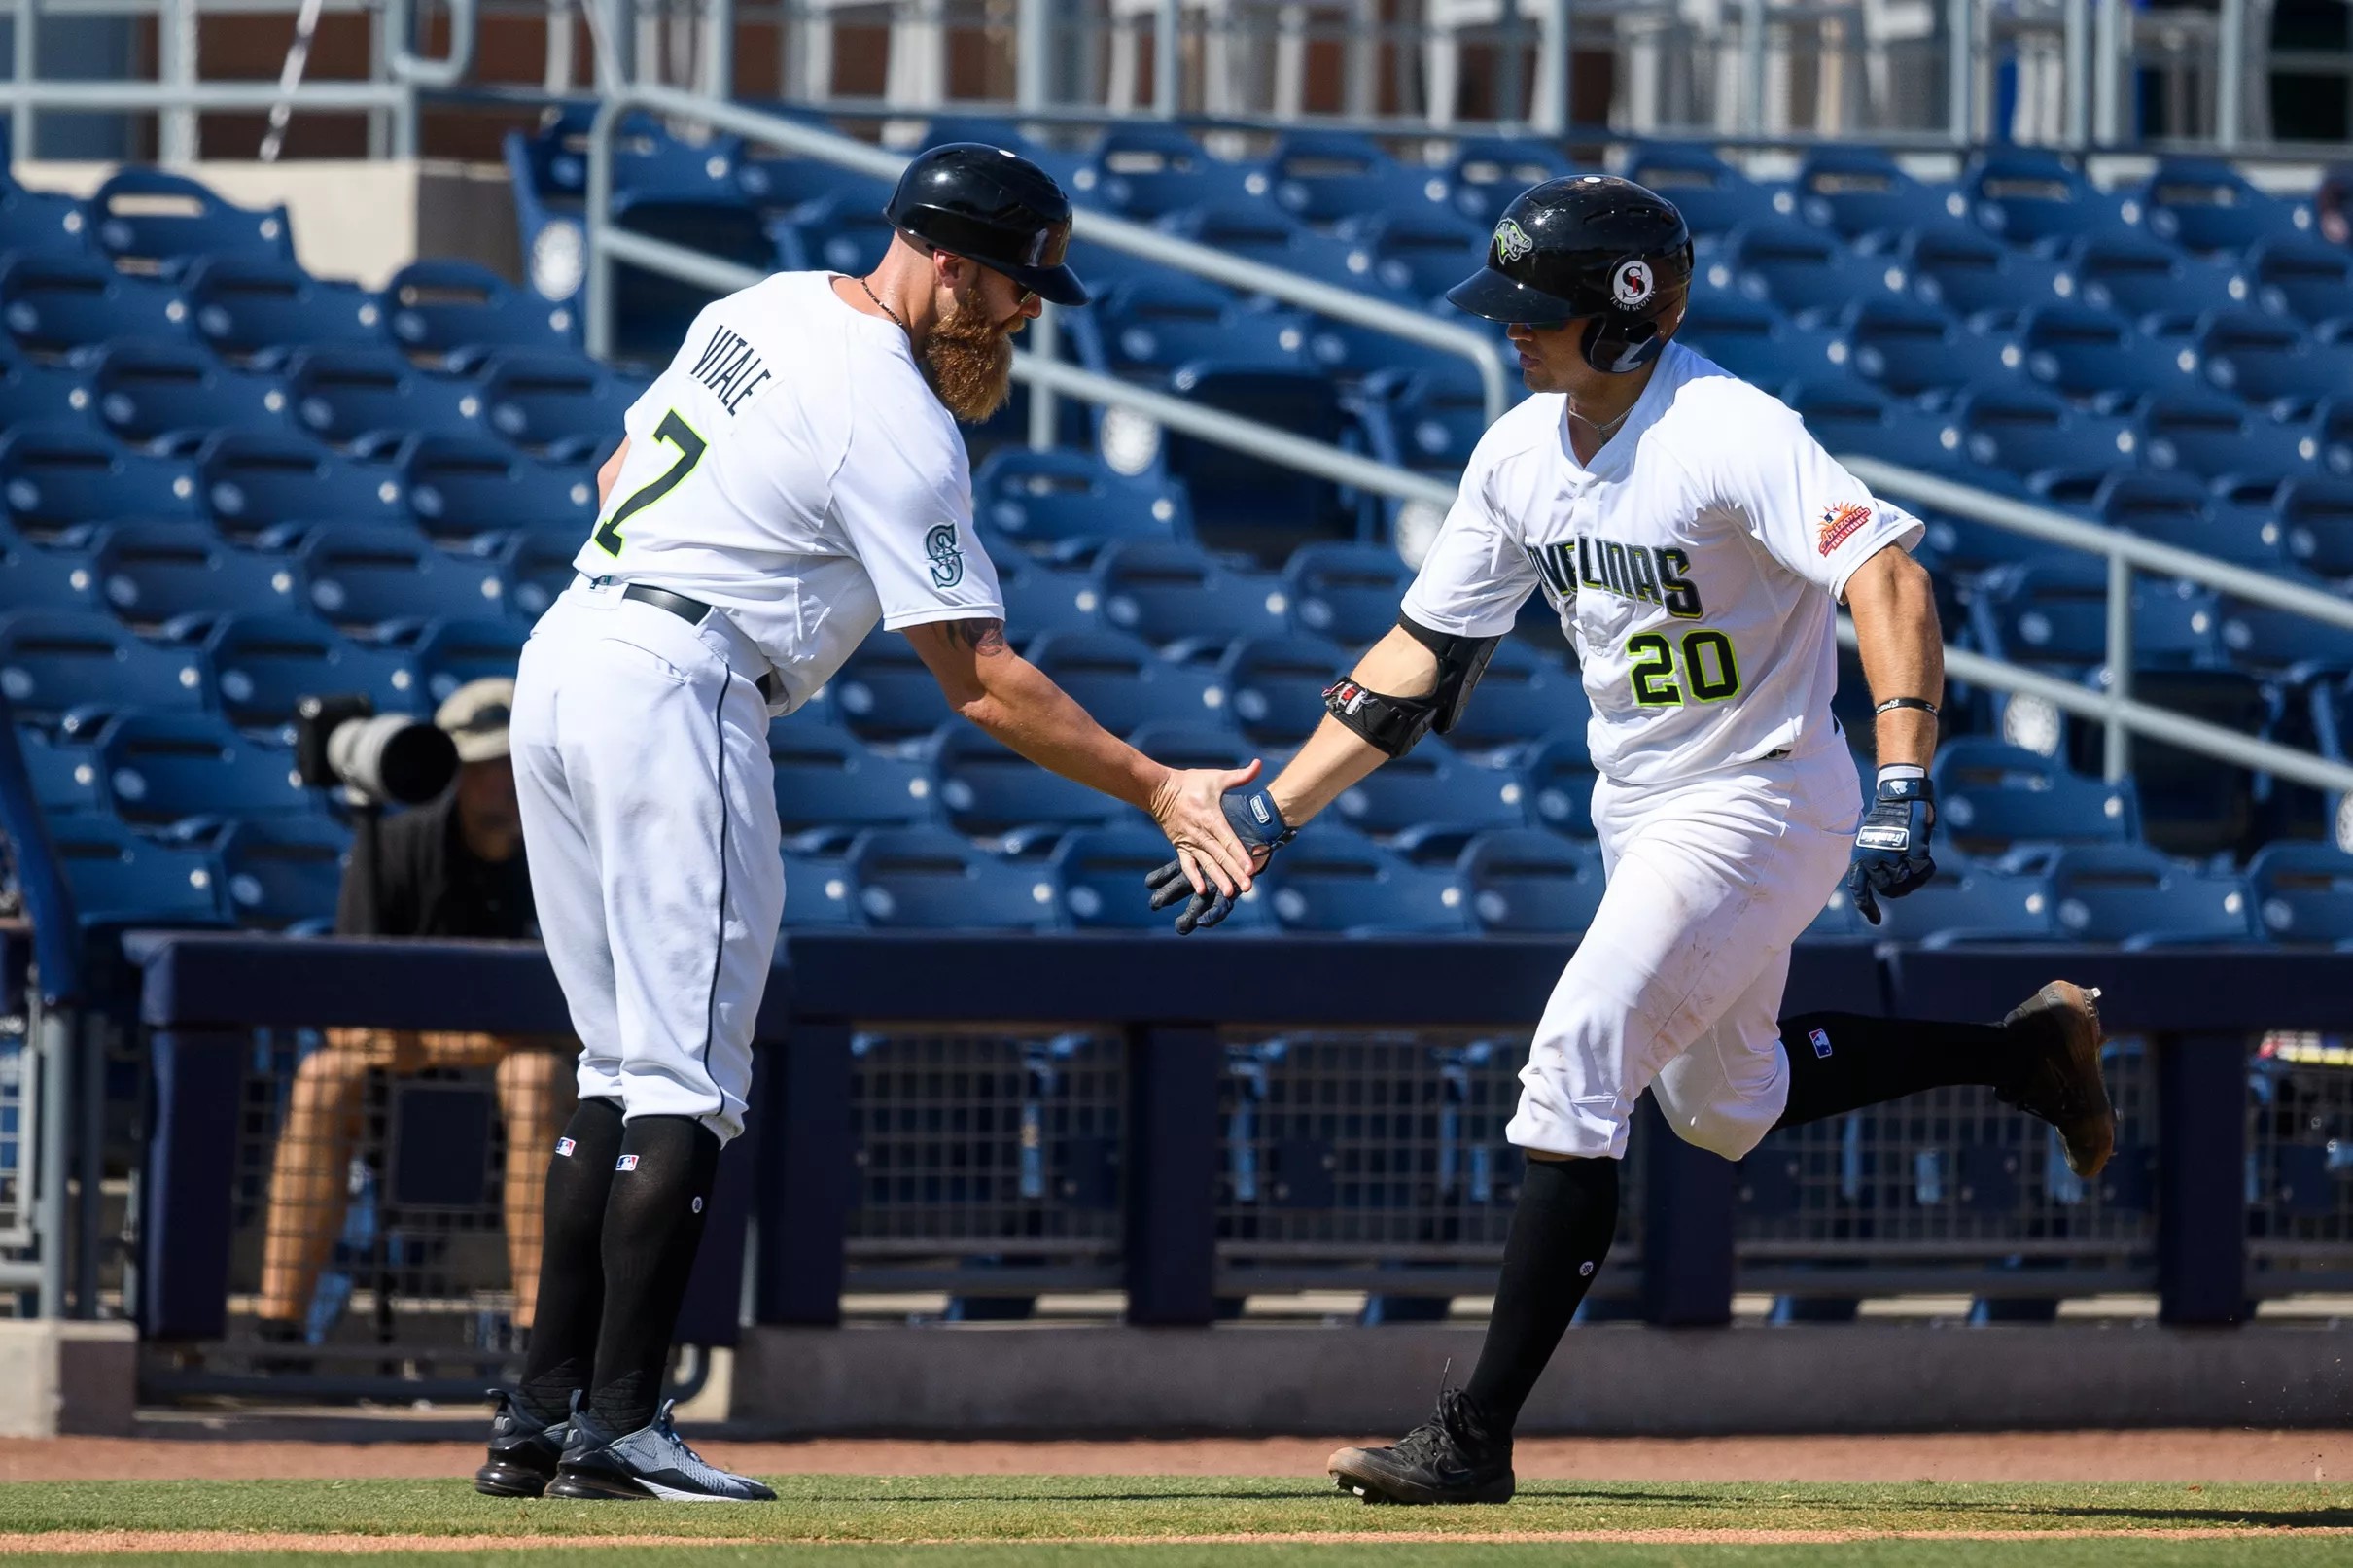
[577,270,1005,713]
[1401,339,1922,785]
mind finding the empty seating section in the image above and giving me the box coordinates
[4,128,2337,939]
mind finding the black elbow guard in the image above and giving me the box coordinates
[1321,615,1503,756]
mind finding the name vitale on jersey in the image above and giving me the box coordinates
[689,321,773,415]
[1524,537,1704,619]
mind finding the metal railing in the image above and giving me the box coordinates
[583,85,1514,420]
[1844,457,2353,794]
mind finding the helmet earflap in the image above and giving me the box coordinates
[1580,315,1665,375]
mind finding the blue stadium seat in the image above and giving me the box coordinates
[2244,235,2353,325]
[1093,540,1291,646]
[2059,231,2251,323]
[2279,475,2353,578]
[410,616,526,703]
[0,424,201,540]
[1154,199,1316,271]
[1052,822,1234,931]
[2010,304,2202,404]
[1714,219,1907,320]
[217,814,349,930]
[0,252,190,356]
[45,813,226,927]
[1121,718,1257,773]
[831,634,957,744]
[1795,146,1968,239]
[1964,149,2145,246]
[1677,293,1847,387]
[1879,221,2074,323]
[768,718,931,836]
[198,430,407,542]
[779,846,860,927]
[2087,470,2285,570]
[1519,726,1598,840]
[384,259,578,361]
[998,558,1106,639]
[845,826,1060,930]
[1624,143,1793,236]
[1867,861,2060,946]
[180,255,384,361]
[1441,137,1575,226]
[973,446,1194,562]
[84,338,292,450]
[2135,392,2317,484]
[1147,364,1365,547]
[928,722,1126,836]
[292,523,507,633]
[1457,827,1605,934]
[1441,640,1582,754]
[0,177,94,256]
[2045,842,2260,946]
[790,188,896,277]
[282,344,485,449]
[734,153,886,225]
[1326,734,1522,835]
[1282,542,1410,646]
[1264,130,1449,224]
[1068,123,1265,218]
[0,358,94,430]
[1358,363,1490,481]
[90,711,311,826]
[1218,633,1348,745]
[2136,158,2314,255]
[201,612,424,728]
[83,520,300,629]
[1259,825,1463,934]
[398,434,597,543]
[2217,594,2353,677]
[87,167,294,269]
[0,527,97,613]
[1334,206,1489,299]
[1967,561,2220,670]
[1951,384,2136,485]
[1077,274,1311,377]
[1025,629,1227,734]
[477,350,647,462]
[2245,841,2353,945]
[2195,310,2353,411]
[1836,295,2020,399]
[1931,739,2139,856]
[15,724,104,813]
[0,609,207,725]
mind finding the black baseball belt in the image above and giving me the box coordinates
[617,582,782,704]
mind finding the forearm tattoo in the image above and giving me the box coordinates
[942,617,1008,655]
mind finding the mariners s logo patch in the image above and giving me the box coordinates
[1493,219,1534,263]
[1610,258,1655,309]
[1817,502,1872,556]
[925,522,965,589]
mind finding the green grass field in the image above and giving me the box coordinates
[0,1477,2347,1565]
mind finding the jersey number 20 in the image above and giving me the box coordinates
[1627,629,1741,707]
[594,410,707,556]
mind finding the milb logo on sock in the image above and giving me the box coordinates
[615,1154,641,1171]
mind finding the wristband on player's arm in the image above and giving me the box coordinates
[1142,785,1293,935]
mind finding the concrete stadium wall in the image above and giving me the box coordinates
[18,159,521,289]
[731,1323,2353,1436]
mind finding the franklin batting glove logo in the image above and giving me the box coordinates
[925,522,965,589]
[1250,796,1271,825]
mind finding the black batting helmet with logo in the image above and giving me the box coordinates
[1445,174,1693,373]
[884,142,1089,306]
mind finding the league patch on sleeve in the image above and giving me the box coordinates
[1817,502,1873,556]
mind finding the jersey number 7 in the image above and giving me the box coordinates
[594,410,707,557]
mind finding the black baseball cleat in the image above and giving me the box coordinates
[1997,981,2115,1178]
[1328,1387,1514,1505]
[473,1387,570,1498]
[545,1399,776,1502]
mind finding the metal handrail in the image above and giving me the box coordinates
[1845,456,2353,789]
[582,84,1514,422]
[387,0,480,87]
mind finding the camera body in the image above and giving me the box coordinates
[294,693,458,806]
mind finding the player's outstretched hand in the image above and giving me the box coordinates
[1145,759,1271,905]
[1143,771,1294,934]
[1845,772,1935,925]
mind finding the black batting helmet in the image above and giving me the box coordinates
[1446,174,1693,374]
[885,142,1089,306]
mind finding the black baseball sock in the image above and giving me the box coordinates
[1461,1155,1620,1436]
[514,1096,624,1427]
[585,1115,721,1437]
[1775,1012,2025,1129]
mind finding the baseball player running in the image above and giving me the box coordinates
[479,144,1262,1502]
[1147,176,2117,1504]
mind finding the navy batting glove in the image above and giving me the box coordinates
[1845,771,1936,926]
[1142,786,1293,935]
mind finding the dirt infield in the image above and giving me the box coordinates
[4,1429,2348,1484]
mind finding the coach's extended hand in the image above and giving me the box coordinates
[1145,782,1294,934]
[1844,773,1935,925]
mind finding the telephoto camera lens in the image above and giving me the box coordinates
[326,712,458,805]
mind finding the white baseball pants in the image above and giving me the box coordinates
[1506,736,1862,1163]
[510,580,783,1144]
